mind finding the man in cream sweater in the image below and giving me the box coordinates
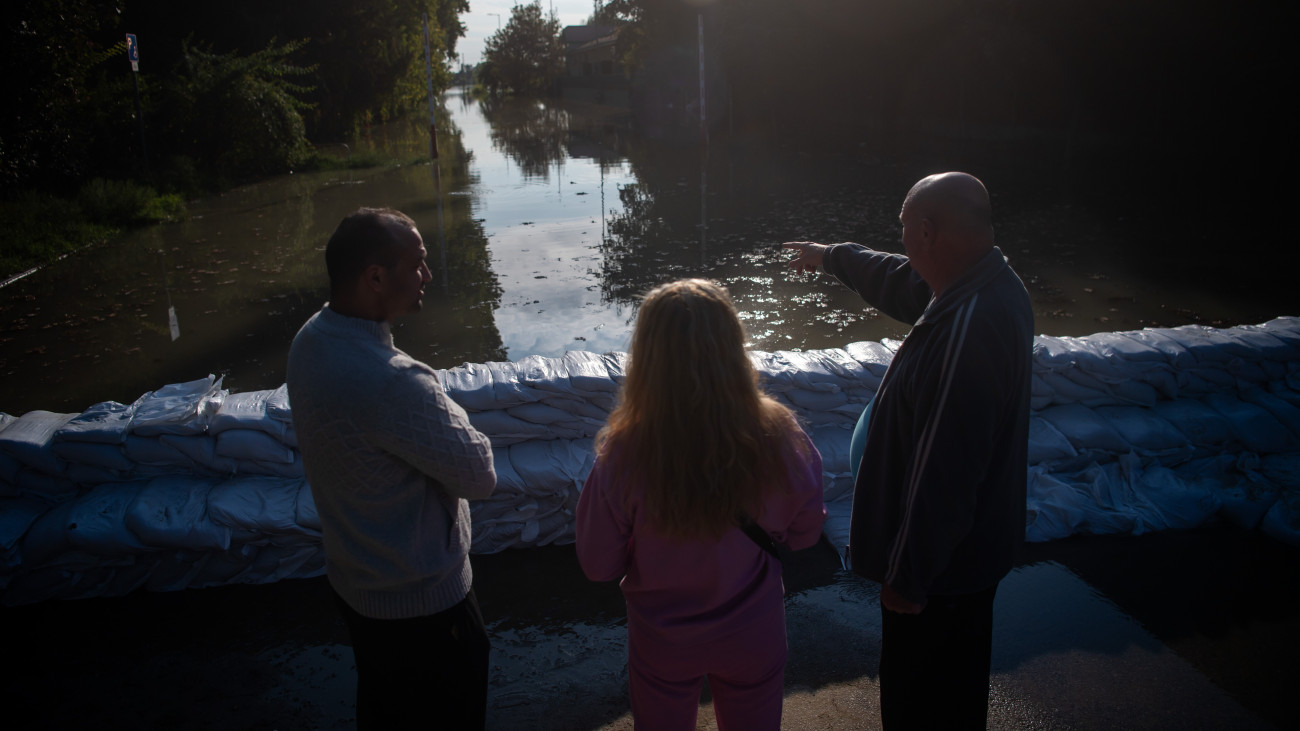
[287,207,497,729]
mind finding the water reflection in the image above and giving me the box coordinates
[1,91,1291,417]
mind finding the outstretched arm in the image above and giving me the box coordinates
[781,241,831,274]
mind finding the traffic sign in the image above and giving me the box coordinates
[126,33,139,72]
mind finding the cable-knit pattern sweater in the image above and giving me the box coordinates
[286,305,496,619]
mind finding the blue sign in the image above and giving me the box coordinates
[126,33,139,71]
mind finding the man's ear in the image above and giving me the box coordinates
[363,263,386,293]
[920,217,937,250]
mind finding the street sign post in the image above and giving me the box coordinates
[125,33,150,174]
[126,33,139,72]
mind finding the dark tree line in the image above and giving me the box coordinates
[3,0,468,196]
[597,0,1291,190]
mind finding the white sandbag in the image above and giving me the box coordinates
[209,390,290,439]
[55,401,135,444]
[16,468,79,501]
[0,450,20,487]
[1124,460,1221,531]
[1176,455,1279,531]
[842,338,894,374]
[123,435,195,468]
[1203,393,1297,453]
[1240,388,1300,438]
[215,428,296,464]
[124,476,231,551]
[489,445,527,493]
[821,473,856,504]
[1038,404,1131,454]
[66,463,127,485]
[808,423,853,475]
[295,481,321,531]
[1032,334,1083,370]
[0,411,76,475]
[1028,416,1078,464]
[439,361,534,411]
[143,551,212,593]
[1025,466,1090,542]
[51,441,134,472]
[1122,328,1198,369]
[129,375,225,437]
[1166,324,1244,365]
[506,439,593,497]
[1258,453,1300,488]
[1089,331,1170,363]
[1254,317,1300,350]
[0,496,49,570]
[1094,406,1194,461]
[1150,399,1233,448]
[1053,462,1141,535]
[507,401,587,427]
[206,476,316,539]
[821,500,852,567]
[1260,495,1300,547]
[237,457,305,478]
[65,483,153,556]
[784,388,851,413]
[537,394,612,425]
[266,383,293,422]
[1036,371,1112,406]
[466,410,551,445]
[558,350,621,394]
[158,434,240,474]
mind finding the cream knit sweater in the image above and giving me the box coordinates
[286,305,496,619]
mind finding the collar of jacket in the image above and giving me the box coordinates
[913,246,1010,328]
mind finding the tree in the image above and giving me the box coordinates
[479,1,563,96]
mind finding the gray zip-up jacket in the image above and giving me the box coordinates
[824,244,1033,603]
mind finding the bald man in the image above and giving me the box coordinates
[784,173,1033,729]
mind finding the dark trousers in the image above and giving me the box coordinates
[333,589,491,731]
[879,583,998,730]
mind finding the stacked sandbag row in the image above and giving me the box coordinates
[445,347,888,553]
[0,377,319,605]
[1021,318,1300,545]
[3,316,1299,605]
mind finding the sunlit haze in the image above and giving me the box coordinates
[460,1,599,67]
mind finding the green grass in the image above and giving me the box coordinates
[0,181,187,281]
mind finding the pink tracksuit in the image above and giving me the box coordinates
[576,430,826,730]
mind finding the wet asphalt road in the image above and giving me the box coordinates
[2,524,1296,730]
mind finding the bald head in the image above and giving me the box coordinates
[898,172,995,294]
[904,172,993,247]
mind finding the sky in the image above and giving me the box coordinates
[458,0,600,67]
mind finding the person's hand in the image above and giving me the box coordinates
[881,583,926,614]
[781,241,829,274]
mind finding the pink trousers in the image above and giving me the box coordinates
[626,607,787,730]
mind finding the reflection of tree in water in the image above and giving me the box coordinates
[479,96,572,180]
[400,116,509,369]
[596,140,716,307]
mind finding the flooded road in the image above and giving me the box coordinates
[0,89,1290,416]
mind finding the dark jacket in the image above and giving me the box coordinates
[824,244,1033,603]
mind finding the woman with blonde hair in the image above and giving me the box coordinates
[576,278,826,730]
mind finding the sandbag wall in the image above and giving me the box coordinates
[2,317,1299,605]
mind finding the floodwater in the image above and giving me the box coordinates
[2,91,1297,728]
[0,88,1291,416]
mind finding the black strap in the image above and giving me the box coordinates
[738,512,784,561]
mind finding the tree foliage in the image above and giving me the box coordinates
[480,2,564,96]
[2,1,135,193]
[1,0,470,196]
[158,39,317,183]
